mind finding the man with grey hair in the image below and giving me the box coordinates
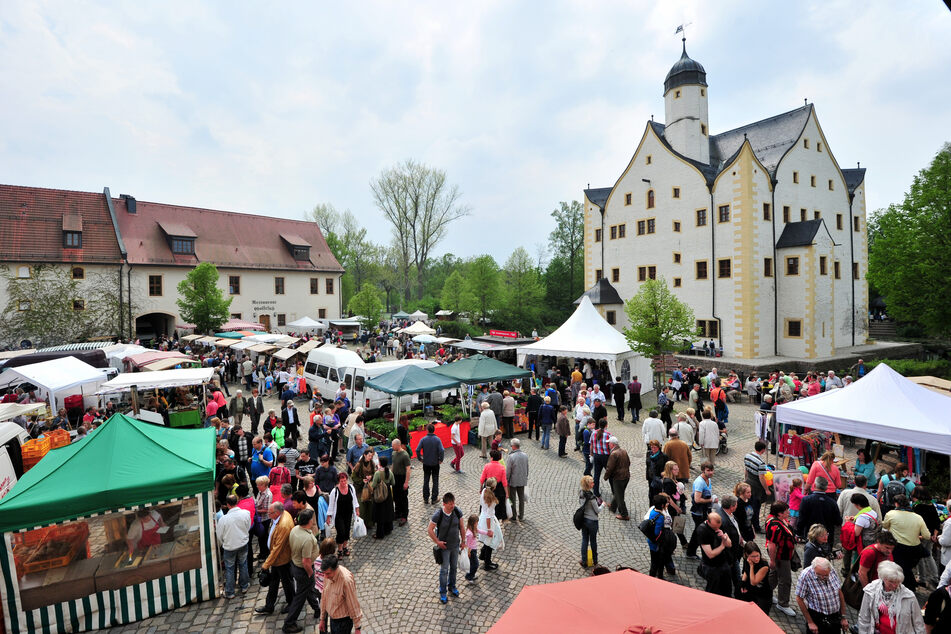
[255,502,296,616]
[604,436,631,521]
[506,438,529,521]
[795,556,849,633]
[716,494,743,592]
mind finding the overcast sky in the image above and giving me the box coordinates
[1,2,949,262]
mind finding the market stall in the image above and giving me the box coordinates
[399,320,435,336]
[96,368,215,428]
[430,353,533,421]
[123,351,190,371]
[286,316,326,332]
[219,318,265,332]
[0,413,217,634]
[0,357,110,412]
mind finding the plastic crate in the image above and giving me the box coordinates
[22,540,80,575]
[49,521,89,543]
[12,544,36,577]
[47,429,70,449]
[21,437,51,460]
[22,456,43,472]
[11,527,49,547]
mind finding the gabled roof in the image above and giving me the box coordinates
[583,187,612,210]
[574,277,623,306]
[649,121,719,184]
[842,168,866,195]
[775,219,827,248]
[0,184,124,264]
[709,105,812,176]
[113,195,344,272]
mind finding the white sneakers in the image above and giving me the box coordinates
[775,605,796,617]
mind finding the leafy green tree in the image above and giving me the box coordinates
[176,263,232,334]
[547,200,585,302]
[499,247,545,333]
[440,270,469,315]
[0,264,96,346]
[464,255,500,326]
[867,143,951,336]
[542,255,577,325]
[623,278,695,382]
[347,283,384,331]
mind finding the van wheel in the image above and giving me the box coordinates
[446,395,457,405]
[379,405,391,417]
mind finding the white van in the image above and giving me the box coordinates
[303,347,457,417]
[0,422,31,499]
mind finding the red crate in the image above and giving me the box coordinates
[47,429,70,449]
[11,527,49,547]
[21,437,50,460]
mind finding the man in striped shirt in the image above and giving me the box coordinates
[590,420,611,497]
[319,554,363,633]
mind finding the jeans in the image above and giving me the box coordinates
[330,617,354,634]
[508,485,526,519]
[284,563,319,627]
[580,518,598,565]
[393,473,408,520]
[592,454,609,497]
[610,478,628,517]
[583,451,592,476]
[422,464,440,503]
[263,562,294,610]
[451,443,464,471]
[630,402,640,422]
[464,549,479,580]
[574,422,582,450]
[540,425,551,449]
[558,435,568,456]
[439,546,459,595]
[222,547,249,597]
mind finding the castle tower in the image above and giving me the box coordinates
[663,41,710,164]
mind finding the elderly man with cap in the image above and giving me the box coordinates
[604,436,631,521]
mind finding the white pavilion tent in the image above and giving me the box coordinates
[408,310,428,320]
[400,321,436,336]
[516,297,653,393]
[777,363,951,455]
[287,316,326,331]
[0,357,111,410]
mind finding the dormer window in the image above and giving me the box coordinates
[171,238,195,254]
[281,233,312,262]
[62,213,83,249]
[158,221,197,256]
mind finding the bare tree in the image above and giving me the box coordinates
[371,159,471,301]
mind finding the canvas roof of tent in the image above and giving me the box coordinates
[248,344,277,354]
[365,364,461,395]
[0,412,215,533]
[180,334,202,342]
[272,347,302,361]
[96,368,216,394]
[430,353,532,383]
[140,357,200,372]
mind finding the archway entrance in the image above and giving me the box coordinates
[135,313,175,341]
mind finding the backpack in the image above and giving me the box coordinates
[574,493,591,530]
[883,476,908,508]
[372,474,391,503]
[639,513,660,540]
[840,511,877,551]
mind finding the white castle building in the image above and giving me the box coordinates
[581,43,868,360]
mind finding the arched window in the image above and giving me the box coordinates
[647,189,655,209]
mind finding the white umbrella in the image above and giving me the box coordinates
[412,334,437,344]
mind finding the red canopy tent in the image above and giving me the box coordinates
[489,569,783,634]
[220,318,266,331]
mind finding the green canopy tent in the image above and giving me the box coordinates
[0,413,219,634]
[391,310,410,319]
[430,354,532,416]
[365,365,461,428]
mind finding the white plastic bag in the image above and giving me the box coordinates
[458,549,471,576]
[505,499,514,519]
[352,515,367,539]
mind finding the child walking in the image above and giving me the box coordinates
[463,514,481,582]
[788,477,804,528]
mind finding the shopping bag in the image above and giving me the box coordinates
[505,499,514,519]
[352,515,367,539]
[458,549,471,576]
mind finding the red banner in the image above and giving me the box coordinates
[489,329,517,338]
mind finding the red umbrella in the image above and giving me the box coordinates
[489,569,783,634]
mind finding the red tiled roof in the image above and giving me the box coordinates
[113,196,344,272]
[0,184,124,264]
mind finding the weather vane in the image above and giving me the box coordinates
[675,22,692,49]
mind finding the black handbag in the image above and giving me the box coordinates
[258,568,272,587]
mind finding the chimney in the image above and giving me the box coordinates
[120,194,137,214]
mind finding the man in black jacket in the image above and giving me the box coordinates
[717,494,744,596]
[611,377,627,422]
[525,388,543,441]
[248,388,264,435]
[797,477,842,542]
[229,426,254,471]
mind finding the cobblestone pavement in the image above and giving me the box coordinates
[111,393,884,633]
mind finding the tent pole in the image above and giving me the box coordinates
[130,385,140,415]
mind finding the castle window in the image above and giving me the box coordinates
[637,220,646,236]
[73,299,85,311]
[764,258,773,277]
[700,123,707,136]
[695,260,708,280]
[326,278,334,294]
[611,268,620,283]
[318,308,327,319]
[672,187,681,199]
[783,206,790,223]
[274,277,285,295]
[819,256,827,275]
[828,179,834,191]
[63,231,82,249]
[606,311,616,325]
[637,266,657,282]
[696,209,707,226]
[646,155,652,165]
[697,320,719,338]
[673,252,681,264]
[785,319,803,338]
[673,277,682,288]
[18,301,30,311]
[16,266,31,279]
[625,193,632,205]
[277,314,286,327]
[785,256,800,276]
[595,269,602,281]
[836,214,844,230]
[170,238,195,255]
[763,203,771,221]
[610,225,617,240]
[647,218,655,234]
[618,223,626,238]
[834,261,841,279]
[817,142,823,152]
[854,217,861,232]
[793,172,799,184]
[310,278,320,294]
[595,228,602,242]
[647,190,655,209]
[800,208,807,222]
[803,138,810,149]
[148,275,163,297]
[717,258,732,279]
[675,90,681,99]
[72,267,85,280]
[673,220,682,232]
[229,276,241,295]
[814,210,821,220]
[853,262,860,280]
[718,205,730,223]
[700,88,705,97]
[810,175,816,187]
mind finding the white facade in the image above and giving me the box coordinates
[583,48,868,360]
